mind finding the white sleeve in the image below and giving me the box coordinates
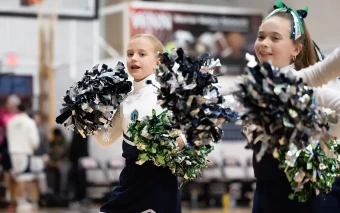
[93,107,124,148]
[296,48,340,87]
[314,87,340,138]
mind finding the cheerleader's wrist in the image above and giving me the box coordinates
[175,133,188,151]
[180,133,191,148]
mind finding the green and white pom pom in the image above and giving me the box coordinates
[128,109,214,186]
[172,144,214,187]
[128,109,178,167]
[279,139,340,202]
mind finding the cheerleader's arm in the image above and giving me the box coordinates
[93,107,123,148]
[297,48,340,87]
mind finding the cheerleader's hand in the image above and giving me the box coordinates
[319,134,339,159]
[174,129,186,151]
[176,136,185,151]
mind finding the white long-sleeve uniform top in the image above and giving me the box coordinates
[296,48,340,87]
[280,47,340,137]
[94,74,165,148]
[6,113,40,155]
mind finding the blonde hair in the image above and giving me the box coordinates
[272,12,318,70]
[130,34,164,54]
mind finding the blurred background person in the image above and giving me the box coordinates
[0,95,20,209]
[31,111,50,204]
[6,104,40,211]
[47,128,69,197]
[68,131,89,205]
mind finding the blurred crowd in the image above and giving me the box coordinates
[0,95,89,211]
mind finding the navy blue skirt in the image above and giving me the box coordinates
[252,151,340,213]
[252,179,320,213]
[318,178,340,213]
[100,139,181,213]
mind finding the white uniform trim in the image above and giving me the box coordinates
[123,132,135,146]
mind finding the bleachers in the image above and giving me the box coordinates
[78,155,256,208]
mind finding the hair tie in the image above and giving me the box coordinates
[263,0,308,40]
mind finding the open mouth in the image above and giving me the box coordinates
[131,65,141,69]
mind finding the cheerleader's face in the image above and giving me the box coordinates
[254,16,301,68]
[127,37,159,81]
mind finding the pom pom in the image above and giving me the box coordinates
[128,109,214,186]
[155,48,235,146]
[232,59,329,162]
[279,139,340,202]
[128,109,179,167]
[171,144,214,187]
[56,62,132,138]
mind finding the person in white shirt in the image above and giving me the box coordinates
[6,104,40,210]
[250,1,340,213]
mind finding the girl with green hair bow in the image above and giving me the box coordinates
[250,0,340,213]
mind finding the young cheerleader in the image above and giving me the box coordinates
[94,34,183,213]
[251,1,340,213]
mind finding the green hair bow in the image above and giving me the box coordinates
[263,0,308,40]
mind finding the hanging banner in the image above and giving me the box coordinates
[128,3,263,76]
